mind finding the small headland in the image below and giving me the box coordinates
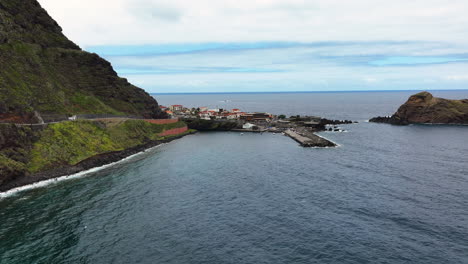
[370,91,468,125]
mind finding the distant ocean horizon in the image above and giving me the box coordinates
[151,89,468,95]
[153,89,468,121]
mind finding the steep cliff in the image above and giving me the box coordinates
[0,0,165,122]
[370,92,468,125]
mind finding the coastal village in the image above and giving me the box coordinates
[160,104,276,129]
[159,104,355,147]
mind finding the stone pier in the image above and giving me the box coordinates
[284,129,336,147]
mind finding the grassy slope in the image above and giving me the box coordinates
[27,120,187,172]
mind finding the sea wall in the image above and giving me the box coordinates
[158,126,188,137]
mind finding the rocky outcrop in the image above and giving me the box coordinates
[0,0,166,121]
[370,92,468,125]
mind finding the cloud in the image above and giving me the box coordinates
[445,75,468,81]
[128,0,183,22]
[85,41,468,92]
[35,0,468,93]
[364,77,378,83]
[37,0,468,47]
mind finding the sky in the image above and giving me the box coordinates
[38,0,468,93]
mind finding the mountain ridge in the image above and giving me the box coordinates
[0,0,165,122]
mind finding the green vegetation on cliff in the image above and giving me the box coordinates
[0,120,188,186]
[27,120,186,172]
[0,124,36,185]
[0,154,27,185]
[0,0,165,120]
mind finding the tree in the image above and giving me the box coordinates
[278,114,286,119]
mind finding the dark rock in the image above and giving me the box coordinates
[182,119,238,131]
[320,118,356,126]
[370,92,468,125]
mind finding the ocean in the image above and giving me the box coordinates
[1,91,468,264]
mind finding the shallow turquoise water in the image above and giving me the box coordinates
[1,91,468,263]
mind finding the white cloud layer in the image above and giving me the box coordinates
[95,42,468,93]
[36,0,468,92]
[38,0,468,47]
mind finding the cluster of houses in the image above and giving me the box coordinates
[158,104,335,131]
[160,105,273,124]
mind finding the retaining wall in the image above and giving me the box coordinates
[158,126,188,137]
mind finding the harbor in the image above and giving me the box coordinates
[164,104,355,147]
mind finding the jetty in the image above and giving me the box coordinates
[284,129,336,147]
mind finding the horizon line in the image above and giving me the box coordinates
[151,89,468,95]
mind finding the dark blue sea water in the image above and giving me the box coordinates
[1,91,468,264]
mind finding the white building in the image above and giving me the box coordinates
[170,105,184,111]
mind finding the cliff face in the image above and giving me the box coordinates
[0,0,165,122]
[370,92,468,125]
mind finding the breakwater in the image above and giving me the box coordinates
[284,129,336,147]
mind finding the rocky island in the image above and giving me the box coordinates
[370,91,468,125]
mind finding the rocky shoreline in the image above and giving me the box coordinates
[369,116,407,125]
[0,131,196,193]
[370,117,468,126]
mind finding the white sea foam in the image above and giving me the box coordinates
[0,144,166,199]
[314,133,342,148]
